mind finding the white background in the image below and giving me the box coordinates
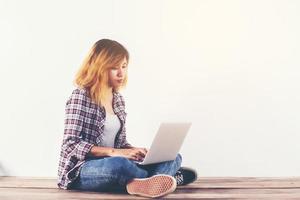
[0,0,300,177]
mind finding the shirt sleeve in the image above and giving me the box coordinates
[117,93,133,149]
[62,91,94,161]
[120,109,133,148]
[120,126,133,148]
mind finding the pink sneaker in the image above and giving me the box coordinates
[126,174,177,198]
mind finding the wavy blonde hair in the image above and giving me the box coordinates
[74,39,129,106]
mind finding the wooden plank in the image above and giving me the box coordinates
[0,177,57,189]
[169,188,300,199]
[183,177,300,189]
[1,177,300,189]
[1,188,300,199]
[1,177,300,199]
[0,188,144,200]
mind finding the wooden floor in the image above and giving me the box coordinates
[1,177,300,199]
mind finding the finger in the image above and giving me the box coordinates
[132,151,143,160]
[140,148,147,156]
[143,148,148,154]
[135,154,144,161]
[137,149,146,157]
[129,154,138,161]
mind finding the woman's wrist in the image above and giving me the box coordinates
[107,147,115,157]
[89,146,115,157]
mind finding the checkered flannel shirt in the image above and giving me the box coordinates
[57,88,132,189]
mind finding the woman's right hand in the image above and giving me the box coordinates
[111,147,147,161]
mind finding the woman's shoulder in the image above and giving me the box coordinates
[71,87,88,95]
[70,87,92,98]
[66,87,92,105]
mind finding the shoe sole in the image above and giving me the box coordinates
[126,174,177,198]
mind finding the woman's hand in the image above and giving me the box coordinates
[111,147,148,161]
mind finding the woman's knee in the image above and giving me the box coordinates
[82,157,133,176]
[176,153,183,164]
[106,157,134,173]
[106,157,147,183]
[108,156,132,166]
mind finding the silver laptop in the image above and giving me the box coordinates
[134,122,192,165]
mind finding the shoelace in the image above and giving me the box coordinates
[174,171,184,185]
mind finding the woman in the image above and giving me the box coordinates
[57,39,197,198]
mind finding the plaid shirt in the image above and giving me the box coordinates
[57,87,132,189]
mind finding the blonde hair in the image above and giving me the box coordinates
[74,39,129,106]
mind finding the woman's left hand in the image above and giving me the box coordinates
[131,147,148,160]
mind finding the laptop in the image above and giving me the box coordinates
[134,122,192,165]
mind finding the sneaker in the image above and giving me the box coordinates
[174,167,198,186]
[126,174,177,198]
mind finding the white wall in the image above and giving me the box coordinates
[1,0,300,177]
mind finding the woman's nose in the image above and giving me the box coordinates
[118,68,124,77]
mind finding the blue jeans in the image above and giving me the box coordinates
[71,154,182,192]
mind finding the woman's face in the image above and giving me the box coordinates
[108,57,128,89]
